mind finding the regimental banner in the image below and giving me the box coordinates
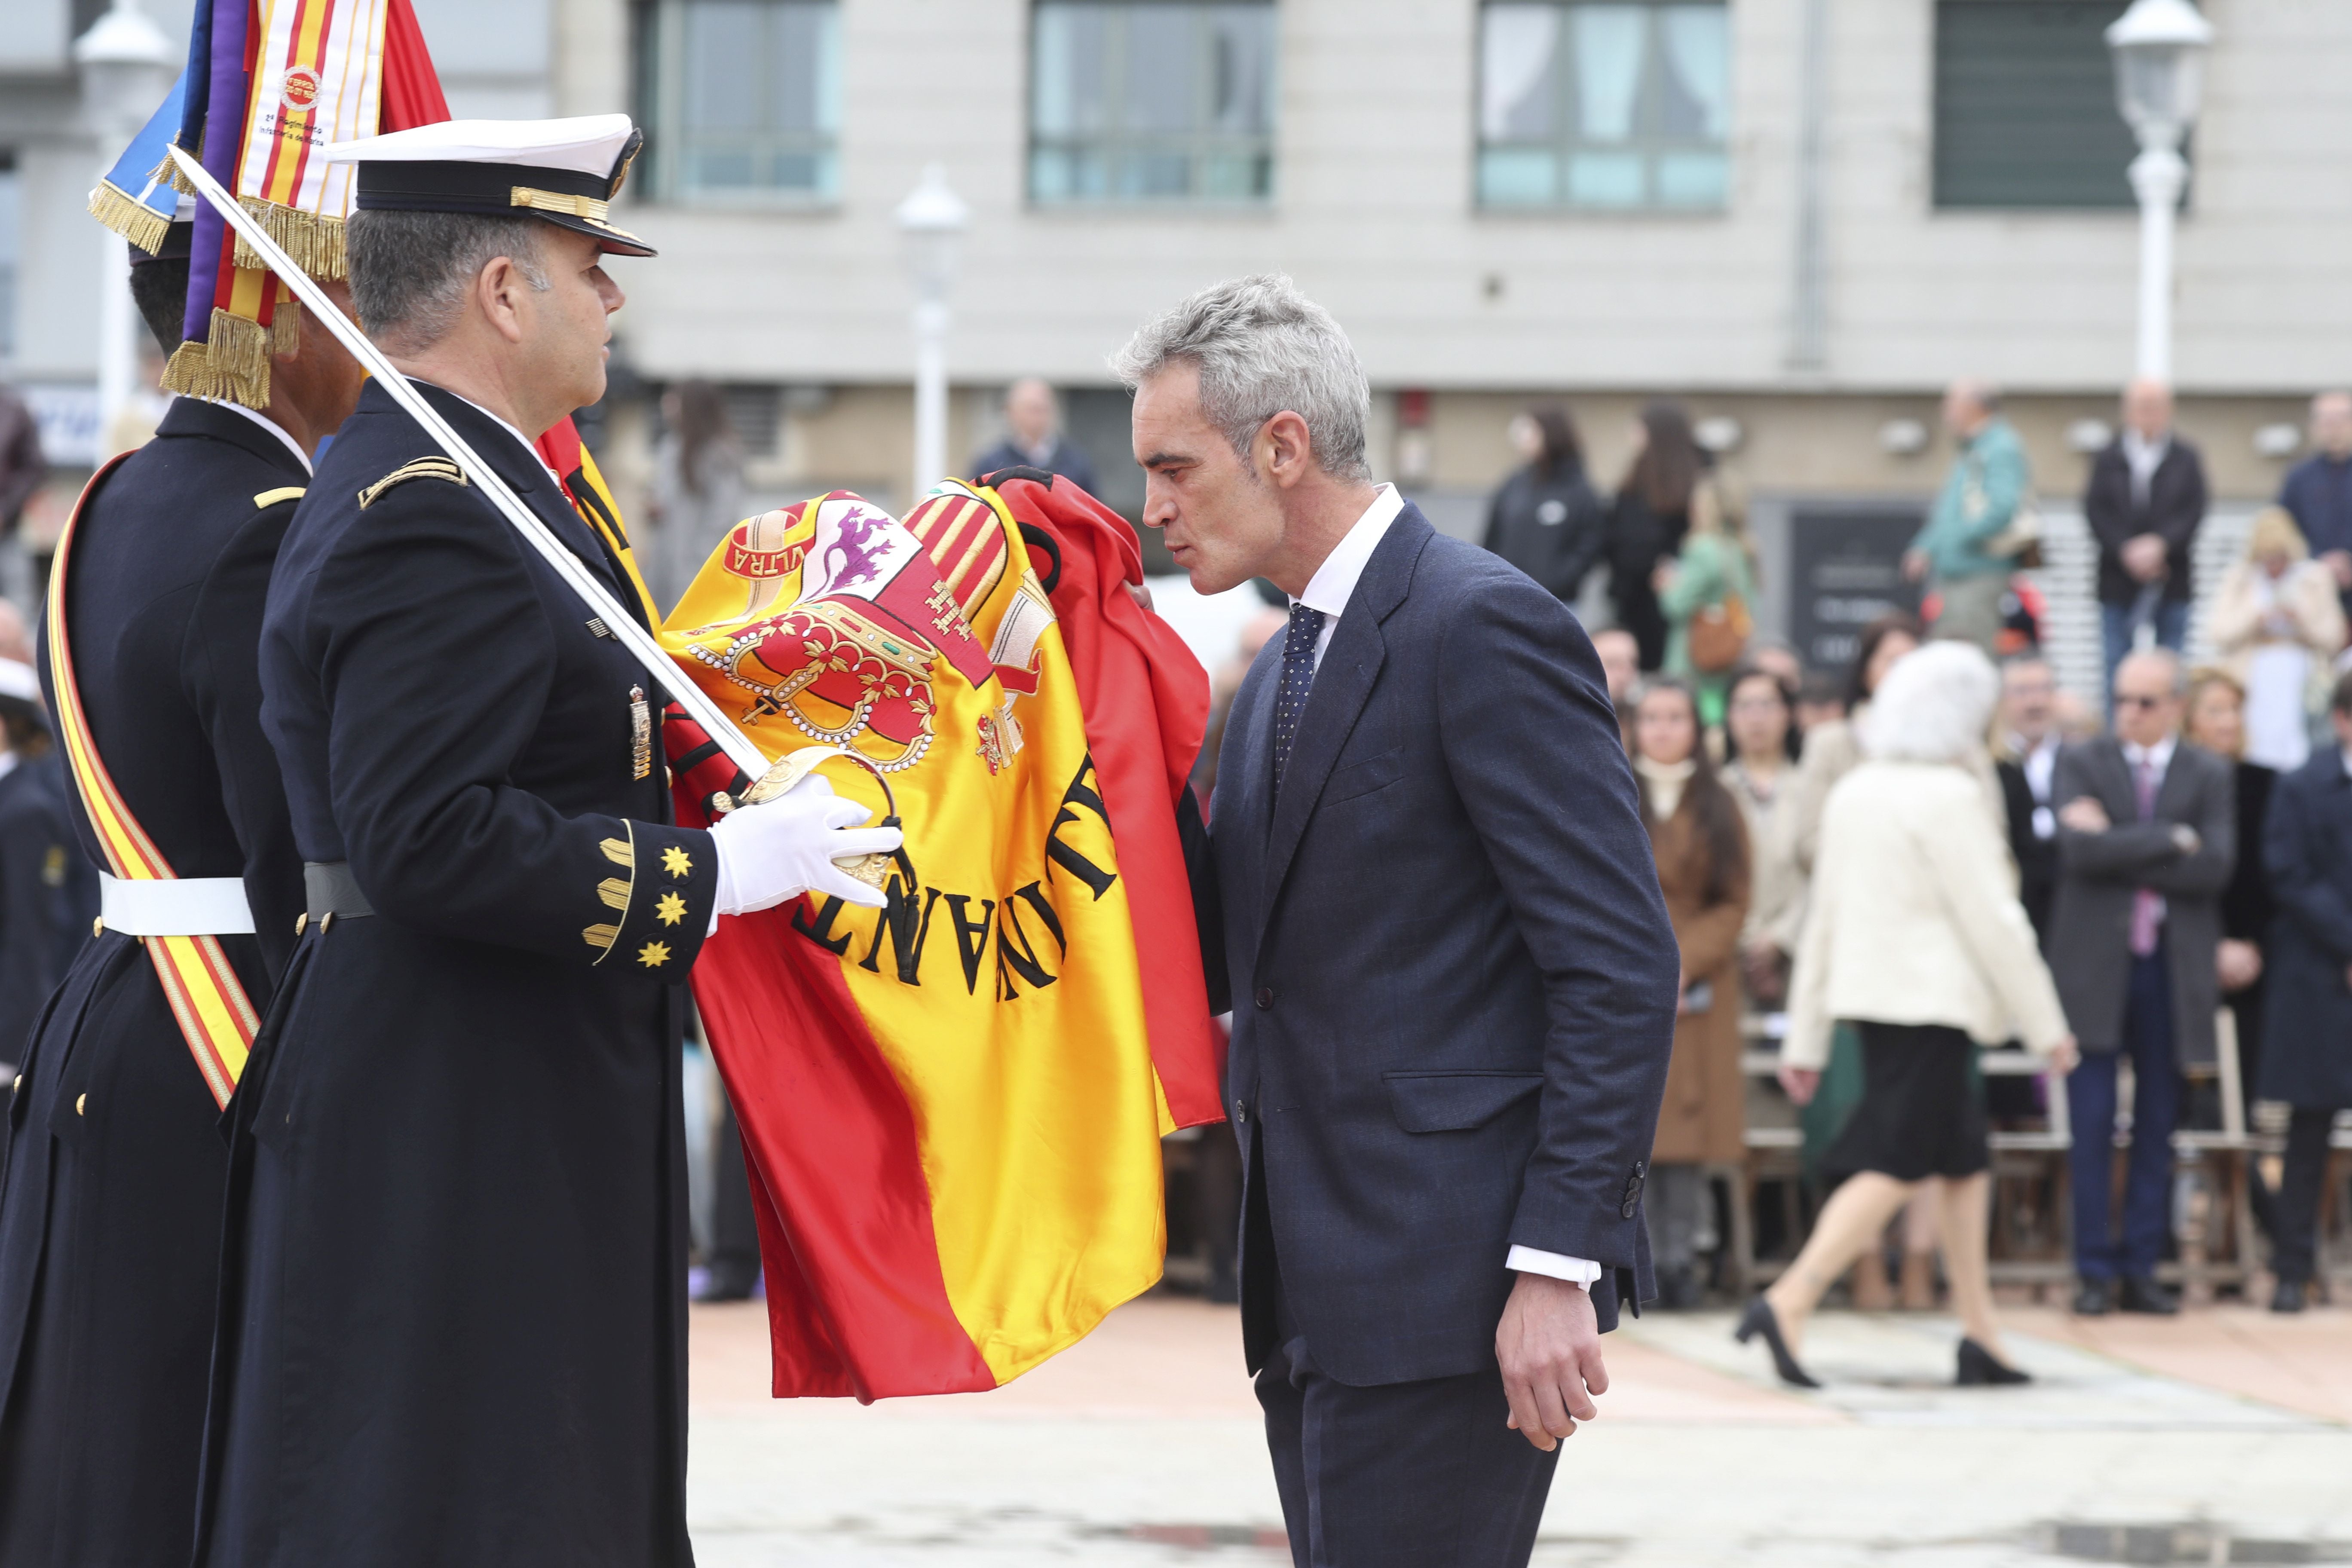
[662,478,1219,1399]
[231,0,389,278]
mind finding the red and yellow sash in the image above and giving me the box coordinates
[44,458,261,1109]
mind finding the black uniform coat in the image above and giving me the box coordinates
[1211,504,1678,1387]
[0,755,81,1066]
[2259,747,2352,1109]
[0,398,307,1566]
[196,381,718,1568]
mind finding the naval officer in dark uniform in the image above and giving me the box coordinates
[0,660,84,1075]
[195,116,897,1568]
[0,217,361,1563]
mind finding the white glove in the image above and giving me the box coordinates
[709,773,903,920]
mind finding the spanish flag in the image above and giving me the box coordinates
[662,475,1221,1398]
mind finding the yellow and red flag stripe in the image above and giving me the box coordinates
[42,460,260,1110]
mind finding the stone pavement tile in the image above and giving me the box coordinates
[2001,1303,2352,1425]
[1623,1311,2321,1429]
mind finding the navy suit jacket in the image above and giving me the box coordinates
[1213,502,1678,1387]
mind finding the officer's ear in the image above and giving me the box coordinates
[475,255,536,346]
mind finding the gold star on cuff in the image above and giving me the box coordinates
[655,892,687,927]
[637,940,673,969]
[661,845,692,879]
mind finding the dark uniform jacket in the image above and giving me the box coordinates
[197,380,718,1568]
[0,754,83,1068]
[2048,736,2236,1068]
[2259,747,2352,1109]
[1211,505,1677,1387]
[0,398,307,1566]
[2082,436,2209,606]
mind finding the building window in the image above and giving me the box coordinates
[1029,2,1277,205]
[637,0,840,203]
[1934,2,2141,209]
[1476,2,1730,211]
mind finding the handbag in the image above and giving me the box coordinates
[1983,499,2044,570]
[1689,591,1752,674]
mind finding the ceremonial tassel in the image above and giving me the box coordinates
[160,307,273,405]
[153,147,201,196]
[232,198,347,280]
[87,183,173,254]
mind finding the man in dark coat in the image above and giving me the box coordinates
[0,663,83,1075]
[2082,378,2208,701]
[1995,652,2063,943]
[1118,276,1676,1568]
[2276,390,2352,624]
[1481,406,1606,606]
[970,376,1100,495]
[2257,672,2352,1313]
[0,223,353,1565]
[2048,649,2235,1317]
[194,116,895,1568]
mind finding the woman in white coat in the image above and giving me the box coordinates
[1736,641,2077,1388]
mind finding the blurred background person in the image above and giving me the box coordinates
[1628,679,1750,1310]
[969,376,1099,496]
[2208,505,2347,773]
[0,601,32,667]
[646,380,746,613]
[2276,389,2352,625]
[2182,670,2278,1165]
[1793,671,1847,739]
[1748,643,2074,1388]
[1743,636,1804,693]
[0,382,45,614]
[1721,664,1802,1011]
[0,660,83,1080]
[1787,612,1925,882]
[1482,405,1605,608]
[1995,653,2063,943]
[2258,671,2352,1313]
[2085,379,2208,697]
[2051,649,2235,1317]
[1655,479,1756,729]
[1592,625,1640,749]
[1607,401,1707,671]
[1904,380,2028,652]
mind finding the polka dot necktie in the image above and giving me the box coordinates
[1272,603,1326,799]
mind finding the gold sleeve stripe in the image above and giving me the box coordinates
[597,877,630,911]
[252,486,306,508]
[600,837,633,869]
[582,922,618,952]
[586,822,638,965]
[358,457,468,510]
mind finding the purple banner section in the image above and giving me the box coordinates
[182,0,251,343]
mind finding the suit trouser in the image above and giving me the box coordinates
[2066,949,2182,1279]
[1246,1136,1559,1568]
[2269,1107,2342,1286]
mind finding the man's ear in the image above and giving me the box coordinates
[1259,410,1314,491]
[477,256,530,346]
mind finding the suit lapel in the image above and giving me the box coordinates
[1255,508,1432,939]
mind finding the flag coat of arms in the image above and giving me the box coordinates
[662,477,1219,1398]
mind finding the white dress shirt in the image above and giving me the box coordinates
[1292,483,1603,1291]
[2018,733,2059,840]
[202,398,314,475]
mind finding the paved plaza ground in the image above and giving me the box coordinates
[686,1293,2352,1568]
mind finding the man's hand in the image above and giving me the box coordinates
[1497,1272,1605,1452]
[2122,533,2170,583]
[2042,1032,2081,1077]
[1778,1063,1821,1105]
[2058,796,2111,834]
[1902,549,1929,584]
[2217,938,2263,993]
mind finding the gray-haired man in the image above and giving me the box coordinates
[1118,275,1676,1566]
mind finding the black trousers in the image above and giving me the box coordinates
[2271,1107,2342,1286]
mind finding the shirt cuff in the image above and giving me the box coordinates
[1507,1246,1602,1286]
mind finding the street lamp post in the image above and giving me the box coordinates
[894,164,968,508]
[2106,0,2213,383]
[75,0,175,448]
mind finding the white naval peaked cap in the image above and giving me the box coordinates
[322,113,655,257]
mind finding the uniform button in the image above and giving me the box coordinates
[10,1075,19,1094]
[1234,1099,1249,1125]
[1620,1200,1638,1219]
[92,916,104,937]
[76,1093,86,1117]
[1254,987,1274,1010]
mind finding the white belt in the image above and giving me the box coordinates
[98,873,256,937]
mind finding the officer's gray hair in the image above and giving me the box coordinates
[347,209,551,351]
[1109,274,1372,482]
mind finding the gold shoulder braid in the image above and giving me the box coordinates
[358,457,467,510]
[253,486,307,509]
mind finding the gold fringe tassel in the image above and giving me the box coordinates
[150,147,199,197]
[231,199,346,279]
[270,306,300,356]
[159,309,273,408]
[87,183,172,255]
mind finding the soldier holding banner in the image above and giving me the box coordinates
[191,116,896,1567]
[0,216,362,1561]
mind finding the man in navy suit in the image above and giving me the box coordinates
[1115,276,1677,1567]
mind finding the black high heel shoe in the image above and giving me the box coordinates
[1733,1297,1821,1389]
[1955,1338,2031,1386]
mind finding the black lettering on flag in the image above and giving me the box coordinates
[792,895,854,956]
[1009,880,1066,952]
[995,893,1060,998]
[1044,752,1118,901]
[940,894,995,996]
[858,879,936,985]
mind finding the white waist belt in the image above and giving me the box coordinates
[98,873,256,937]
